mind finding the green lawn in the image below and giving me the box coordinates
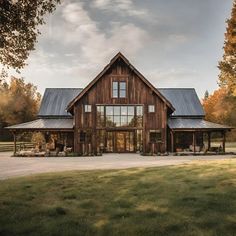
[1,161,236,236]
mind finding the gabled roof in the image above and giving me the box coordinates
[67,52,175,112]
[38,88,82,117]
[168,118,231,130]
[6,118,73,130]
[158,88,205,117]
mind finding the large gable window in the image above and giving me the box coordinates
[112,81,126,98]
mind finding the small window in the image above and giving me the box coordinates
[112,82,118,98]
[80,131,86,142]
[119,82,126,98]
[148,105,155,113]
[84,105,92,113]
[149,131,161,143]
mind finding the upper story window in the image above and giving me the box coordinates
[119,82,126,98]
[148,105,155,113]
[112,81,126,98]
[112,82,118,98]
[84,105,92,113]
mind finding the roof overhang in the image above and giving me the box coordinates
[5,118,74,132]
[168,118,232,131]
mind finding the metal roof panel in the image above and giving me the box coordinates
[168,118,231,130]
[158,88,205,117]
[6,118,73,130]
[38,88,82,117]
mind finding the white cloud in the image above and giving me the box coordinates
[92,0,149,18]
[168,34,188,44]
[49,2,149,65]
[146,68,200,88]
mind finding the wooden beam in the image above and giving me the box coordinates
[207,132,211,151]
[193,132,196,153]
[13,132,16,155]
[170,131,174,153]
[222,131,226,153]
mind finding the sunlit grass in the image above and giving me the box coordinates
[1,160,236,235]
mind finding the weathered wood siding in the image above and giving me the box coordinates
[74,58,168,154]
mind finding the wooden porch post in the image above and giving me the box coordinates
[13,131,16,155]
[170,130,174,153]
[193,132,196,153]
[207,132,211,151]
[222,131,226,153]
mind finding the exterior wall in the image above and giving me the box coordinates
[74,59,168,154]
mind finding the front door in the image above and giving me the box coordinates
[106,131,134,153]
[116,132,126,152]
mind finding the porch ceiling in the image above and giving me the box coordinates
[168,118,231,131]
[5,118,73,131]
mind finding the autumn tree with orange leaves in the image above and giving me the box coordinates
[0,76,41,127]
[203,1,236,140]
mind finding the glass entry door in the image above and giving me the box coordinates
[116,132,126,152]
[106,131,134,152]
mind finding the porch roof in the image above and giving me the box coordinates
[6,118,73,131]
[168,118,231,131]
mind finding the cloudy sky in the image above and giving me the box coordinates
[15,0,233,98]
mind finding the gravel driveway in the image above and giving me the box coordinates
[0,152,235,180]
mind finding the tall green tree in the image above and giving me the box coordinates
[0,0,60,70]
[218,0,236,96]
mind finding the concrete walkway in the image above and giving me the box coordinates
[0,152,235,180]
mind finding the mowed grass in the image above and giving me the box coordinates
[1,161,236,235]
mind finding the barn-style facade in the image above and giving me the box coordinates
[7,53,231,155]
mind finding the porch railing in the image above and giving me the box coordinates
[0,142,35,152]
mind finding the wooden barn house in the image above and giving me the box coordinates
[7,53,231,155]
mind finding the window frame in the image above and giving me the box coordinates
[84,105,92,113]
[119,81,126,98]
[148,105,155,113]
[112,81,119,98]
[149,131,162,143]
[112,80,127,99]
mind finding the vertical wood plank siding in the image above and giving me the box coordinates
[74,59,168,154]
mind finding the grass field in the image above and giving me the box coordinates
[1,161,236,235]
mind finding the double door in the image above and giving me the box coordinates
[107,131,134,152]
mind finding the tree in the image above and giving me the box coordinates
[218,0,236,96]
[202,88,229,124]
[204,90,209,100]
[202,87,236,140]
[0,0,60,69]
[0,76,41,126]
